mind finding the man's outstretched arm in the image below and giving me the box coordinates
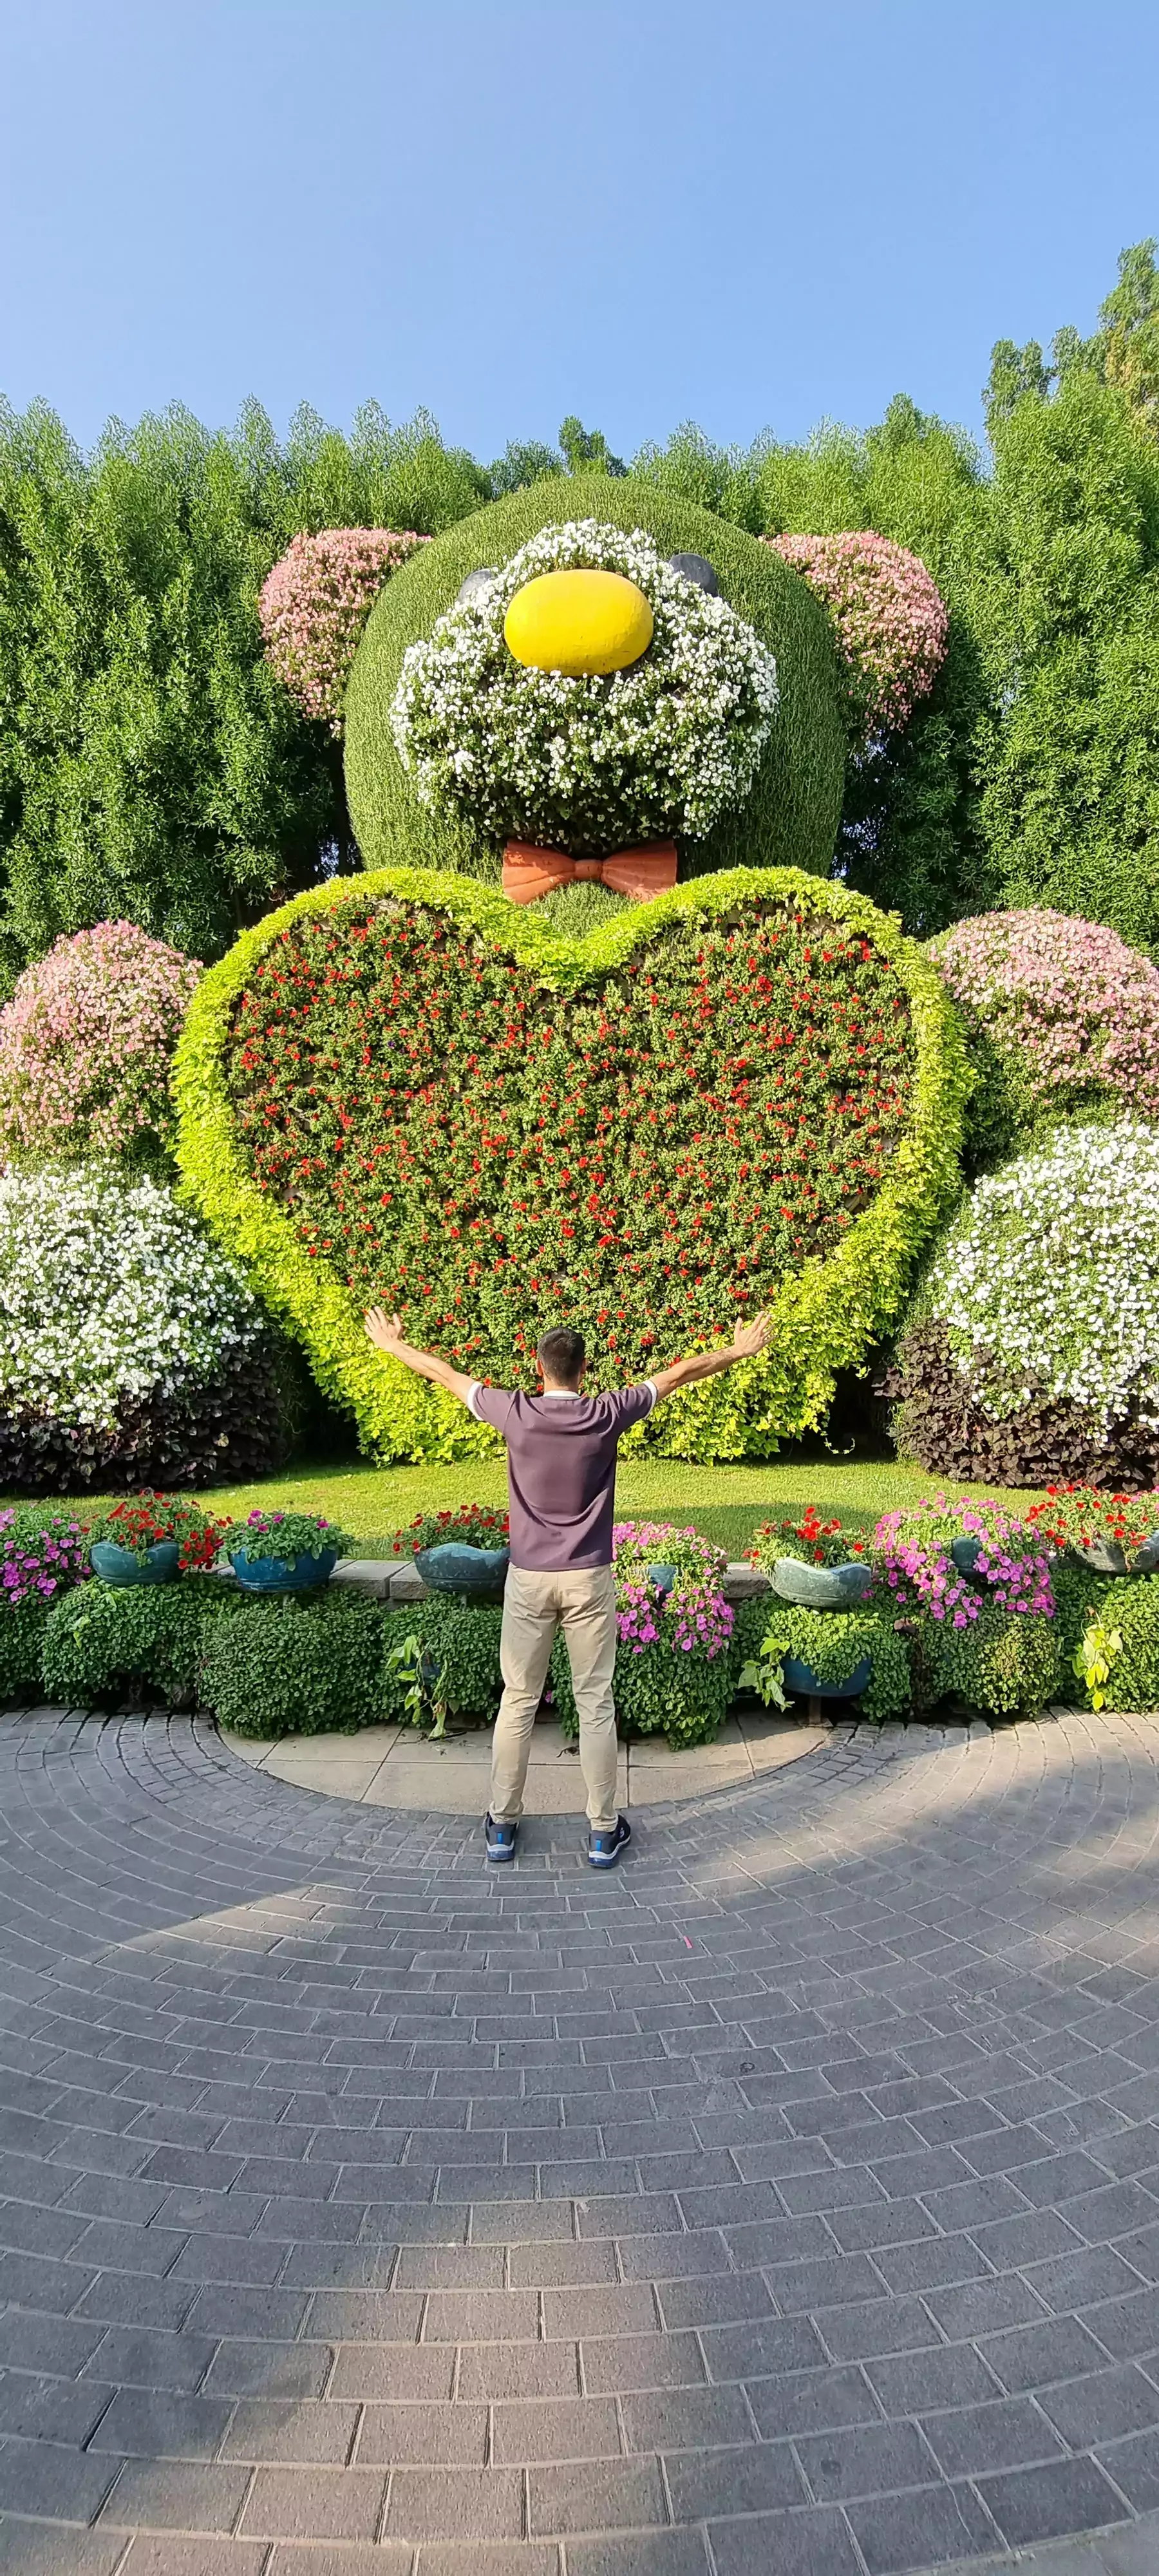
[650,1310,771,1405]
[364,1308,478,1408]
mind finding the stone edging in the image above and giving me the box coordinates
[330,1555,773,1604]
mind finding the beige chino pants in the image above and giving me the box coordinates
[489,1565,619,1831]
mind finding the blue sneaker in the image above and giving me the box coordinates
[485,1813,518,1864]
[588,1814,632,1870]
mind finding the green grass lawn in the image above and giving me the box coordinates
[33,1454,1048,1563]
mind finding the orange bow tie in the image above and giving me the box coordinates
[502,839,678,906]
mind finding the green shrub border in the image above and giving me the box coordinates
[173,862,970,1464]
[735,1595,912,1722]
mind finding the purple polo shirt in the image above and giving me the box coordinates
[466,1382,658,1571]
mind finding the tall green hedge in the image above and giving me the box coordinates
[0,399,489,990]
[343,476,847,886]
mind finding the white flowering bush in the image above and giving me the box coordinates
[390,519,778,855]
[0,1168,290,1491]
[893,1124,1159,1486]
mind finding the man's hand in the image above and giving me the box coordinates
[651,1308,772,1405]
[731,1309,771,1361]
[364,1307,404,1354]
[363,1307,478,1409]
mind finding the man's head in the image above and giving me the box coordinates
[537,1326,586,1391]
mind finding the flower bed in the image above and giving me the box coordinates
[391,518,779,855]
[1024,1484,1159,1558]
[220,1507,355,1566]
[88,1492,227,1571]
[391,1502,509,1557]
[747,1507,867,1572]
[0,1505,91,1700]
[551,1519,736,1748]
[0,1506,89,1604]
[0,922,201,1170]
[929,908,1159,1170]
[892,1123,1159,1486]
[869,1495,1059,1717]
[872,1495,1053,1626]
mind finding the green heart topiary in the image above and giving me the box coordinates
[174,864,968,1464]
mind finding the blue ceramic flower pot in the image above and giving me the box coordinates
[91,1539,180,1587]
[950,1535,984,1575]
[1068,1538,1129,1577]
[771,1558,874,1609]
[415,1542,509,1598]
[782,1654,872,1701]
[229,1548,337,1595]
[645,1563,677,1597]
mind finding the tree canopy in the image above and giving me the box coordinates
[1,244,1158,985]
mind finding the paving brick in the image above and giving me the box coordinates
[529,2456,668,2535]
[794,2418,938,2500]
[411,2553,559,2576]
[654,2271,777,2329]
[383,2467,523,2540]
[978,2453,1131,2548]
[666,2438,806,2519]
[203,2338,333,2398]
[810,2294,942,2362]
[239,2466,388,2539]
[456,2340,579,2401]
[980,2314,1119,2393]
[581,2329,708,2394]
[863,2344,1002,2414]
[355,2401,487,2463]
[562,2539,709,2576]
[0,2438,118,2524]
[116,2543,269,2575]
[845,2477,997,2572]
[0,2519,127,2574]
[264,2549,413,2575]
[492,2395,621,2461]
[708,2506,862,2575]
[97,2459,252,2531]
[748,2362,881,2438]
[918,2393,1068,2477]
[1095,2427,1159,2510]
[89,2387,234,2458]
[620,2383,753,2452]
[221,2398,361,2463]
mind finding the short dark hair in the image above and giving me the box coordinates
[537,1326,586,1387]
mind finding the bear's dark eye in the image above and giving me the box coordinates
[456,567,498,607]
[668,553,720,596]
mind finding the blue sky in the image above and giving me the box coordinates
[3,0,1157,462]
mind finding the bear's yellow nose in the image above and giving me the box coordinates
[504,569,654,676]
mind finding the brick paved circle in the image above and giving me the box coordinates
[4,1709,1159,2572]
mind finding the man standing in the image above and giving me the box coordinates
[364,1309,770,1866]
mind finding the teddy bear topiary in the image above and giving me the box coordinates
[176,478,964,1463]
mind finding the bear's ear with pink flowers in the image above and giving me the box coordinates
[765,532,949,744]
[259,529,429,734]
